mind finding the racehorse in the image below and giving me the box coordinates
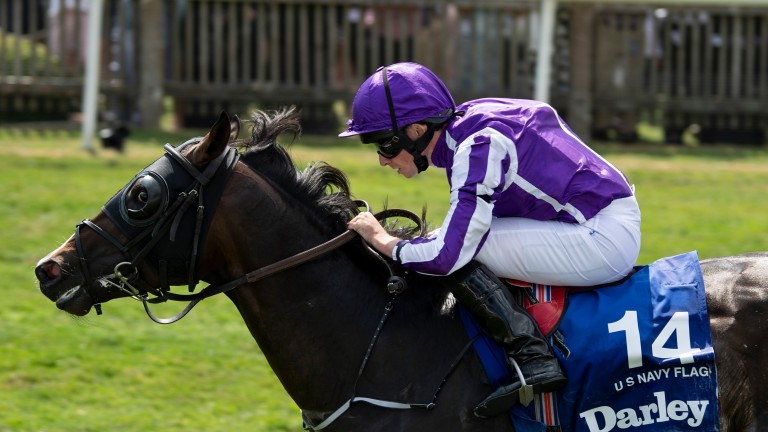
[35,108,768,431]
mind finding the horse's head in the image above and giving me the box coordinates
[35,112,241,316]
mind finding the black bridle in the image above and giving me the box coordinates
[74,139,240,322]
[74,140,420,324]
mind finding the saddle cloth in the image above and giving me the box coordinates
[459,251,720,432]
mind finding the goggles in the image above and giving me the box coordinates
[375,136,404,159]
[361,130,403,159]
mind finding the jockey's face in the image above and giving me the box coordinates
[378,149,419,178]
[376,123,433,179]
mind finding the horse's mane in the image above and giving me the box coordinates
[233,106,427,240]
[234,107,359,232]
[234,107,446,316]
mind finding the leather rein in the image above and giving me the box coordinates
[77,144,422,324]
[137,207,413,324]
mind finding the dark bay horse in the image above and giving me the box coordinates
[35,108,768,431]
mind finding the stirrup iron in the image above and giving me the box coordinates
[509,357,534,406]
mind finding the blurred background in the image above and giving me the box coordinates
[1,2,767,431]
[2,0,767,144]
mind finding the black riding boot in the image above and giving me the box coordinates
[447,261,567,418]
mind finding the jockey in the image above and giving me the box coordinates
[342,62,641,417]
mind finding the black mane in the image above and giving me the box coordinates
[233,106,428,241]
[234,107,359,232]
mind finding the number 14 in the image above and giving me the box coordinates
[608,311,700,369]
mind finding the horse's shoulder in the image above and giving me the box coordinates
[394,275,465,329]
[404,275,454,310]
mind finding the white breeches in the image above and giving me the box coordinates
[474,195,641,286]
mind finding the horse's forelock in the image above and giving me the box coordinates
[246,106,301,148]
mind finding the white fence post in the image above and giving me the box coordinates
[534,0,558,103]
[81,0,105,152]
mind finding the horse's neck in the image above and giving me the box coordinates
[228,239,489,425]
[211,185,476,413]
[227,232,395,407]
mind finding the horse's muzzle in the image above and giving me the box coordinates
[35,258,91,314]
[36,259,63,298]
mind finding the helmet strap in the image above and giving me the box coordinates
[381,67,435,173]
[408,123,442,173]
[381,67,400,139]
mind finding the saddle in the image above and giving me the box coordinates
[505,279,568,338]
[504,269,636,340]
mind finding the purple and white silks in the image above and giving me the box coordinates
[396,98,638,282]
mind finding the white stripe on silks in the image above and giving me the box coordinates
[447,198,493,274]
[445,132,458,151]
[402,208,448,270]
[403,128,510,274]
[450,127,518,195]
[446,137,496,274]
[481,128,516,195]
[407,138,473,271]
[513,176,588,224]
[397,142,473,269]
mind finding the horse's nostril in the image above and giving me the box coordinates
[35,261,62,284]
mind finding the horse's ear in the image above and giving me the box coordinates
[190,111,235,165]
[230,115,241,143]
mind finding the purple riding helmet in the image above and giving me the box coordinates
[339,62,458,172]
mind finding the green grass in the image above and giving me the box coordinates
[1,127,767,431]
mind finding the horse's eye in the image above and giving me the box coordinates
[137,190,149,203]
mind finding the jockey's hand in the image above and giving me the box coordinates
[347,212,400,258]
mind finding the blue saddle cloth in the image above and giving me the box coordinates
[459,251,720,432]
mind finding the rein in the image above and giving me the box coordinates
[77,138,424,324]
[102,206,416,324]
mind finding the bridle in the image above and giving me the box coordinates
[73,138,239,320]
[74,140,420,324]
